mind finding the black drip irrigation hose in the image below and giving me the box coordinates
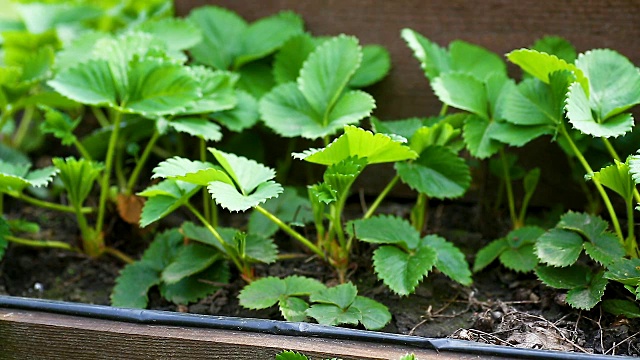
[0,295,629,360]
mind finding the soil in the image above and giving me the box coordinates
[1,200,639,357]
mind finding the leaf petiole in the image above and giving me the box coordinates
[125,129,160,195]
[8,191,94,214]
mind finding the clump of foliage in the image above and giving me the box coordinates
[275,351,417,360]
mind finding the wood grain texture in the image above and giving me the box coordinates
[175,0,640,119]
[0,308,505,359]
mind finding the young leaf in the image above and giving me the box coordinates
[323,157,368,196]
[575,49,640,120]
[566,82,634,138]
[52,157,103,208]
[138,179,199,227]
[349,45,391,88]
[161,244,221,284]
[591,159,635,201]
[432,73,488,119]
[40,107,81,146]
[536,229,584,267]
[261,36,375,139]
[293,125,418,165]
[395,145,471,199]
[152,157,231,186]
[473,238,509,272]
[348,215,421,250]
[0,160,58,193]
[276,351,309,360]
[401,28,450,80]
[372,244,436,296]
[425,235,472,285]
[506,49,587,91]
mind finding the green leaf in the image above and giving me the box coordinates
[310,283,358,309]
[211,149,276,194]
[370,117,429,143]
[602,299,640,319]
[167,118,222,142]
[236,61,275,99]
[208,181,283,212]
[505,226,545,247]
[138,179,199,227]
[140,229,184,272]
[238,275,325,310]
[531,36,577,63]
[151,157,230,186]
[372,244,436,296]
[273,33,317,85]
[351,296,392,330]
[160,262,230,305]
[473,238,509,272]
[235,11,304,68]
[187,6,246,70]
[183,67,237,114]
[299,35,362,116]
[349,45,391,88]
[212,90,259,132]
[535,264,591,289]
[348,215,420,249]
[506,49,588,92]
[604,258,640,286]
[583,232,625,265]
[401,28,450,80]
[630,153,640,185]
[432,72,488,119]
[566,82,634,138]
[566,271,607,310]
[243,234,278,264]
[293,125,418,165]
[0,160,58,193]
[425,235,472,285]
[161,244,221,284]
[489,122,553,147]
[52,157,103,208]
[248,187,312,238]
[306,303,361,326]
[591,160,635,201]
[502,75,569,127]
[323,157,367,196]
[462,115,502,159]
[557,211,609,241]
[536,229,584,267]
[279,296,310,322]
[396,146,470,199]
[499,244,538,273]
[110,262,160,308]
[575,49,640,120]
[276,351,309,360]
[136,18,203,52]
[449,40,506,80]
[40,107,80,146]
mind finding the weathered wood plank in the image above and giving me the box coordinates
[175,0,640,120]
[0,308,506,359]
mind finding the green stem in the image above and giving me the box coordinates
[254,205,324,259]
[5,234,79,252]
[72,138,92,161]
[12,105,34,148]
[91,107,110,128]
[626,198,637,258]
[364,174,400,219]
[96,110,123,235]
[439,104,449,117]
[75,205,101,257]
[499,148,519,229]
[411,193,429,233]
[0,109,13,138]
[559,125,624,242]
[186,202,243,271]
[199,138,214,225]
[125,129,160,195]
[103,246,134,264]
[8,192,93,214]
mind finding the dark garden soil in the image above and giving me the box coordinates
[1,201,639,357]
